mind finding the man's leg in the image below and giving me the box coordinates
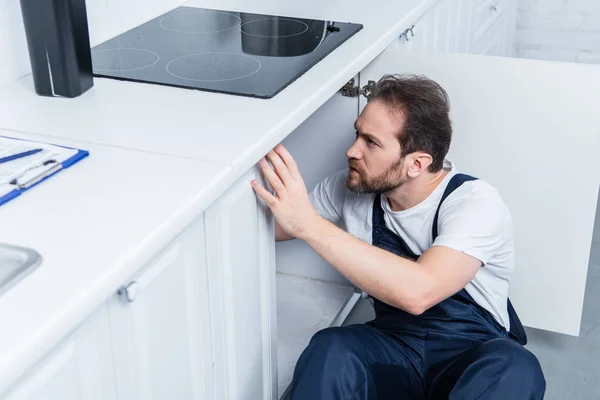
[290,324,424,400]
[428,337,546,400]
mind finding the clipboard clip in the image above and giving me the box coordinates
[9,159,63,189]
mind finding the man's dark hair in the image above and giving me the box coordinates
[369,74,452,172]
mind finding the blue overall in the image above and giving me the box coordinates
[290,174,546,399]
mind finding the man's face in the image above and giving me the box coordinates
[345,100,406,194]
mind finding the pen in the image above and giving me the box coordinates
[0,148,44,164]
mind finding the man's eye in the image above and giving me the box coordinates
[367,139,377,147]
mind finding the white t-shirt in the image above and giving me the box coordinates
[308,159,514,329]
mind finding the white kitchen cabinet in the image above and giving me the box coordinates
[401,0,462,52]
[1,304,116,400]
[355,44,600,336]
[464,0,517,56]
[106,216,213,400]
[406,0,517,57]
[204,167,277,400]
[470,12,505,56]
[397,0,516,55]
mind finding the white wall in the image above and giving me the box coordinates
[516,0,600,63]
[0,0,30,88]
[0,0,183,88]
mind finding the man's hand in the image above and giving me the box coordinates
[251,144,322,240]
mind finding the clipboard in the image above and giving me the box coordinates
[0,135,89,207]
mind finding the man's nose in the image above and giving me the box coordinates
[346,142,361,160]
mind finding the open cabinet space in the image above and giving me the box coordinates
[275,272,358,397]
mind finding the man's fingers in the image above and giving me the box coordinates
[258,158,287,199]
[265,149,293,185]
[274,144,301,179]
[251,180,279,208]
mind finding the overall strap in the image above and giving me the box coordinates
[372,193,385,227]
[431,173,478,240]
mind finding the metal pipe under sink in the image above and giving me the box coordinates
[0,244,42,296]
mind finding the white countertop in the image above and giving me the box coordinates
[0,0,435,390]
[0,0,434,176]
[0,129,233,392]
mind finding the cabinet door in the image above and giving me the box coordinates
[402,0,460,52]
[503,0,518,57]
[359,47,600,336]
[454,0,476,53]
[1,305,115,400]
[470,11,505,56]
[466,0,516,57]
[205,167,277,400]
[107,216,212,400]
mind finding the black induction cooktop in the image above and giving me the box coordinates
[90,7,363,99]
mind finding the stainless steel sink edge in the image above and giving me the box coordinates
[0,244,42,297]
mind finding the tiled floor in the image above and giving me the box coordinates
[344,203,600,399]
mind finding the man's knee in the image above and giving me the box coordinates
[481,338,546,393]
[303,326,365,363]
[291,326,374,398]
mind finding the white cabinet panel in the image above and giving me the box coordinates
[2,305,115,400]
[402,0,461,52]
[359,46,600,336]
[471,14,504,56]
[454,0,475,52]
[472,0,505,45]
[107,217,212,400]
[205,168,277,400]
[463,0,517,56]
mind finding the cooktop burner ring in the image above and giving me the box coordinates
[91,48,160,72]
[159,9,242,34]
[165,52,262,82]
[240,17,309,38]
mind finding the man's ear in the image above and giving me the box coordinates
[406,152,433,177]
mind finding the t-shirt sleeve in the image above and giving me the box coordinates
[308,169,348,225]
[432,188,513,266]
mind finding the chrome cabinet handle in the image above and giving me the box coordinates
[406,24,415,41]
[118,281,139,302]
[400,24,415,41]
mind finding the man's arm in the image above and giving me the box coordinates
[301,217,481,315]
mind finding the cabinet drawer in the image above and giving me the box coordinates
[472,0,504,45]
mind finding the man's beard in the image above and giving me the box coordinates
[346,159,406,194]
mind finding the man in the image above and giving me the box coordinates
[251,74,546,399]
